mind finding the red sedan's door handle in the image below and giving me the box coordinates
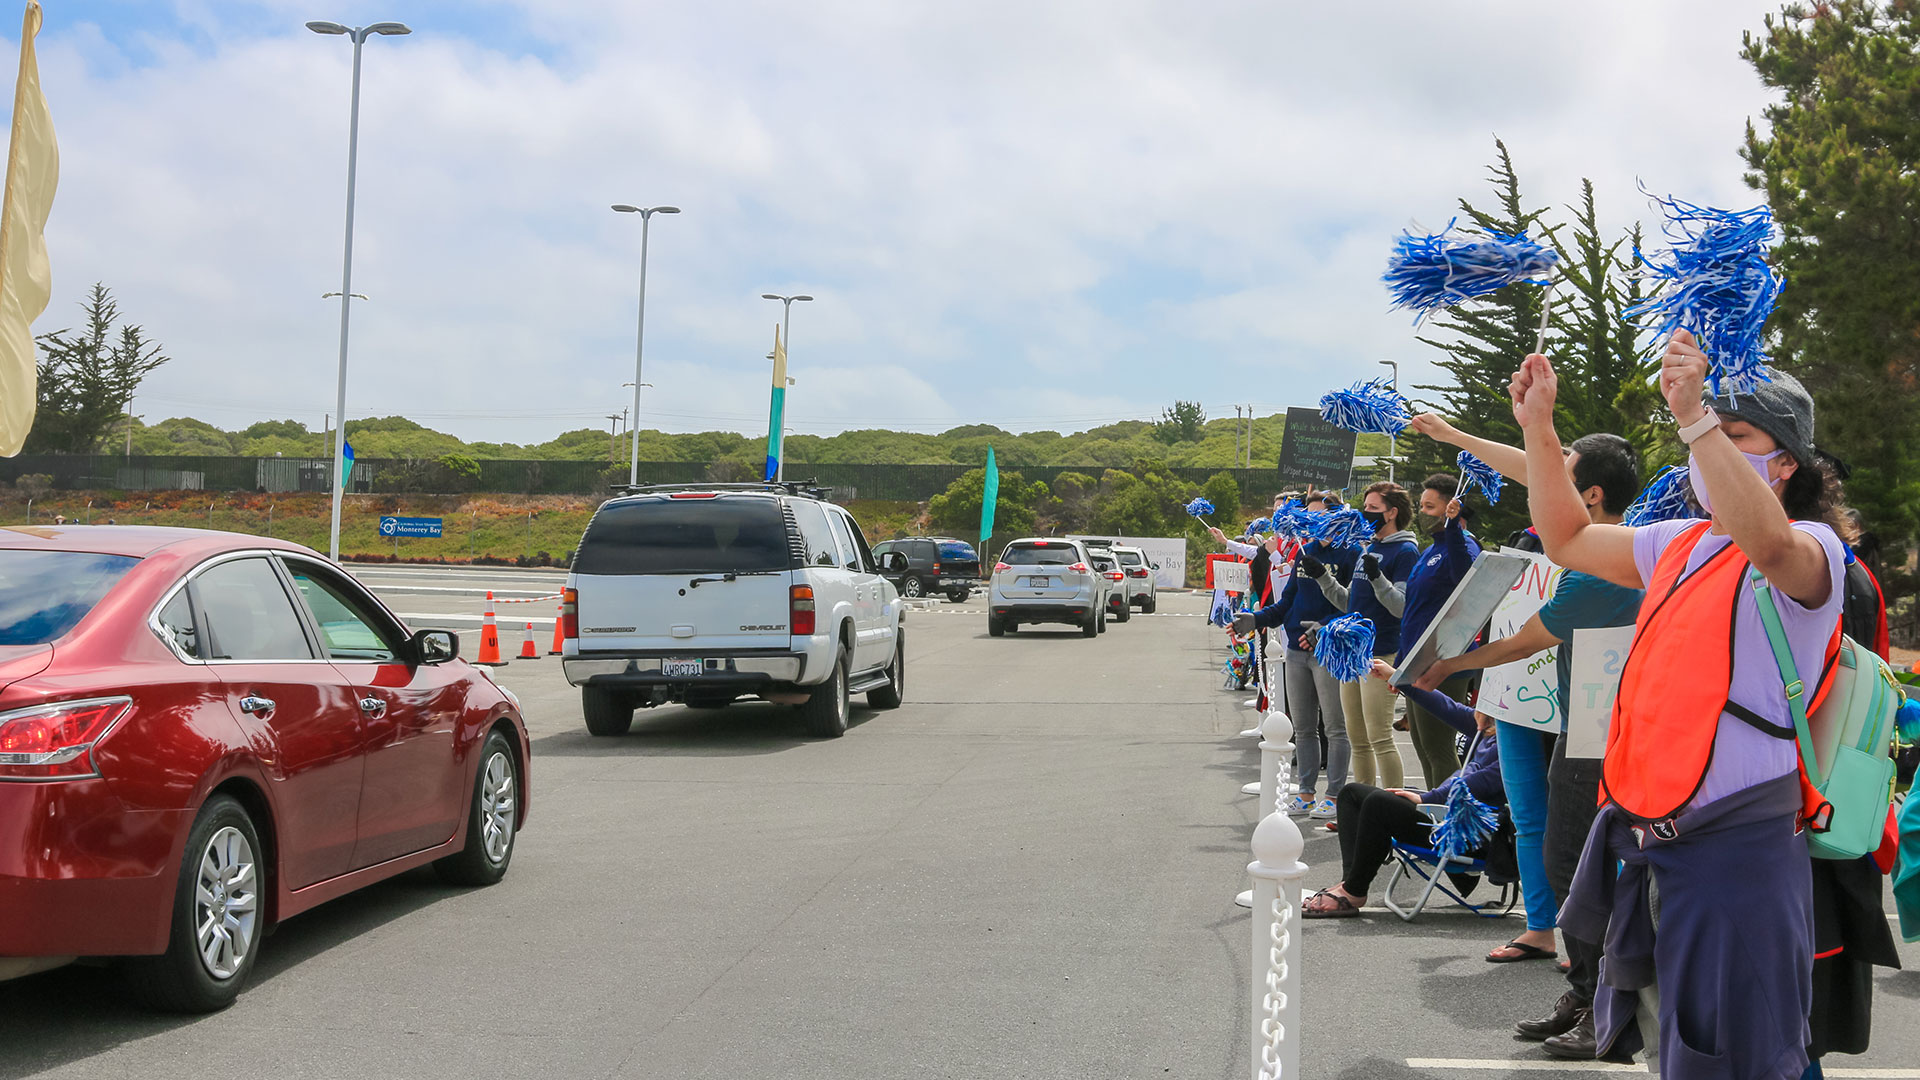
[358,696,387,718]
[239,695,276,715]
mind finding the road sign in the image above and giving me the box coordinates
[378,516,443,538]
[1277,407,1358,491]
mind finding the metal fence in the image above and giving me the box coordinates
[0,454,1322,503]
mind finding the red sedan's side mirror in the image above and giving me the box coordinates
[410,629,459,665]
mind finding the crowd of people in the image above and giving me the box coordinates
[1209,335,1910,1079]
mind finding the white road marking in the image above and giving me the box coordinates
[356,584,558,597]
[1405,1061,1645,1073]
[395,612,556,627]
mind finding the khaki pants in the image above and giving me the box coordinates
[1340,671,1403,789]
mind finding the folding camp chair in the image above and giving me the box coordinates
[1381,805,1517,921]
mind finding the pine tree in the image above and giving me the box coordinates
[25,284,170,454]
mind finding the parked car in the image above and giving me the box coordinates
[871,536,981,602]
[987,537,1108,637]
[561,483,905,738]
[1087,549,1132,623]
[1111,544,1158,613]
[0,526,529,1012]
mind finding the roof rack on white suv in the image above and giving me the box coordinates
[611,480,830,499]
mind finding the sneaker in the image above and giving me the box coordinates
[1283,794,1314,815]
[1310,798,1337,819]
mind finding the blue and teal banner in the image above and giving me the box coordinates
[980,445,998,544]
[763,326,786,481]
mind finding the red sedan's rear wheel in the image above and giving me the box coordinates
[126,794,263,1013]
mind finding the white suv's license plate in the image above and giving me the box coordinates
[1026,576,1051,587]
[662,658,704,677]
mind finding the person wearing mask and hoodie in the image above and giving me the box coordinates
[1395,473,1481,787]
[1303,481,1418,789]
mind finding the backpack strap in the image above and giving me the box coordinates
[1748,567,1836,832]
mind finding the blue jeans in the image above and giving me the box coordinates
[1496,722,1559,932]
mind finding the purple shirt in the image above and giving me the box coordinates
[1630,519,1844,807]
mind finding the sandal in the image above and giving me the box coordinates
[1302,889,1362,918]
[1487,940,1558,964]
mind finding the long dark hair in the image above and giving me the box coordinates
[1782,455,1859,543]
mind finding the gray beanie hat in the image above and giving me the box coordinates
[1706,369,1815,464]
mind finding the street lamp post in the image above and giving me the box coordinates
[760,293,813,480]
[1378,359,1399,484]
[612,205,679,487]
[309,18,410,561]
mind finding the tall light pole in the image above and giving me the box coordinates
[1378,359,1399,484]
[612,204,679,487]
[309,18,410,561]
[760,294,812,480]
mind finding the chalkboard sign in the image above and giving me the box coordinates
[1277,407,1358,491]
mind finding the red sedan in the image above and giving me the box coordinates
[0,526,530,1011]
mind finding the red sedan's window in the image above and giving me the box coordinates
[0,550,139,645]
[284,563,400,662]
[191,558,315,661]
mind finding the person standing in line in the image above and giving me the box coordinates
[1394,472,1480,786]
[1234,492,1356,817]
[1302,482,1417,789]
[1515,334,1847,1078]
[1411,420,1646,1040]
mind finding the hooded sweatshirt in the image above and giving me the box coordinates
[1311,529,1419,656]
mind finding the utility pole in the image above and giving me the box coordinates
[1232,406,1244,468]
[606,414,623,463]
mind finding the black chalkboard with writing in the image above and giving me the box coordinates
[1277,407,1357,491]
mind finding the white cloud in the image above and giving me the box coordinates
[13,0,1785,445]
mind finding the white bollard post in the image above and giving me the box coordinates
[1237,710,1295,908]
[1248,810,1308,1080]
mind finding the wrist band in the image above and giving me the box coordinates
[1678,408,1720,445]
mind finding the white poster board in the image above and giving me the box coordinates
[1563,625,1637,759]
[1213,561,1250,594]
[1478,547,1565,729]
[1391,552,1532,687]
[1067,535,1186,589]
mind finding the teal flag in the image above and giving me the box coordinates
[979,446,998,545]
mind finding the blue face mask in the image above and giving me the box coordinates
[1687,449,1782,516]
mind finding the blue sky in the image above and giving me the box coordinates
[8,0,1786,445]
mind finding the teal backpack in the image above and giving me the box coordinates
[1750,569,1901,861]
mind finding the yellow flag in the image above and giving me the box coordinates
[0,2,56,457]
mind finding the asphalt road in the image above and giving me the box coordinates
[2,565,1914,1080]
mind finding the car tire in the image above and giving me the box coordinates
[1081,614,1098,638]
[869,631,905,709]
[799,652,850,738]
[1143,596,1157,614]
[988,615,1005,637]
[434,729,519,887]
[900,575,926,599]
[946,588,969,603]
[1114,600,1131,623]
[1097,607,1108,633]
[582,686,634,736]
[124,794,263,1013]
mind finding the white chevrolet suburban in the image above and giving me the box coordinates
[560,484,906,738]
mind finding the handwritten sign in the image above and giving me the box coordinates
[1478,547,1565,729]
[1213,560,1250,594]
[1564,625,1637,758]
[1277,407,1358,491]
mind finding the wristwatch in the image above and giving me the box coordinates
[1678,408,1719,445]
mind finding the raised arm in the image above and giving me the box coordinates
[1408,413,1528,484]
[1510,354,1642,588]
[1661,332,1834,607]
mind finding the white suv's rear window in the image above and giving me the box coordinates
[1002,543,1076,566]
[1117,551,1142,566]
[575,497,789,575]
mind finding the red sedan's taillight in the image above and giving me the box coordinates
[0,697,131,781]
[561,587,579,640]
[790,584,816,636]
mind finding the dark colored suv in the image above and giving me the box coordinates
[871,536,981,602]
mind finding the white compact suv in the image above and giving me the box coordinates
[987,537,1109,637]
[1111,544,1158,613]
[561,483,906,738]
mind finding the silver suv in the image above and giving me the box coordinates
[988,537,1109,637]
[562,484,905,738]
[1111,544,1158,613]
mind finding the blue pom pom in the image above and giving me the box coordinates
[1431,777,1501,858]
[1209,593,1235,626]
[1623,193,1784,397]
[1271,499,1313,541]
[1383,219,1560,324]
[1314,613,1376,682]
[1186,497,1215,520]
[1310,506,1376,550]
[1455,450,1504,505]
[1320,377,1412,435]
[1623,465,1703,527]
[1246,517,1273,537]
[1894,698,1919,740]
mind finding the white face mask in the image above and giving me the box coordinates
[1687,449,1783,516]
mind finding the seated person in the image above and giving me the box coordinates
[1302,660,1505,919]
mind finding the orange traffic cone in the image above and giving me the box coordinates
[476,591,506,666]
[519,622,540,660]
[549,603,565,655]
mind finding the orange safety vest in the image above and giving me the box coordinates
[1602,521,1839,824]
